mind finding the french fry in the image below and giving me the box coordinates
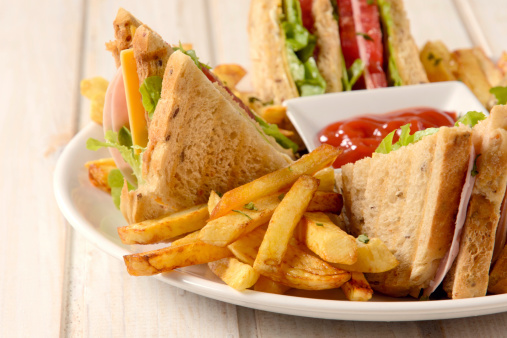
[313,167,336,191]
[228,227,266,265]
[260,105,287,125]
[201,190,343,247]
[296,212,357,264]
[257,242,351,290]
[254,276,291,294]
[171,230,201,247]
[452,49,492,106]
[208,191,221,214]
[124,241,232,276]
[488,244,507,294]
[419,41,457,82]
[213,64,247,88]
[254,175,319,267]
[84,158,117,193]
[497,51,507,74]
[80,76,109,125]
[332,238,399,273]
[117,204,209,244]
[341,272,373,301]
[472,47,504,87]
[208,257,260,291]
[209,144,341,221]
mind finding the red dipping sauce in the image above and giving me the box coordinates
[318,107,457,168]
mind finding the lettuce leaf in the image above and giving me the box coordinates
[455,111,486,127]
[86,130,144,185]
[108,169,135,209]
[139,76,163,119]
[490,86,507,105]
[377,0,403,86]
[254,116,298,153]
[375,124,439,154]
[173,42,211,69]
[342,59,365,91]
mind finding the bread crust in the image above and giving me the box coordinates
[444,106,507,299]
[121,51,291,224]
[105,8,142,68]
[342,127,471,297]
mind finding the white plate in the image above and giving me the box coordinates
[54,123,507,322]
[285,81,488,152]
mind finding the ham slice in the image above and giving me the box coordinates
[422,144,476,297]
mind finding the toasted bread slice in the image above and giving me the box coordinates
[379,0,428,85]
[106,8,142,68]
[443,105,507,299]
[132,25,172,85]
[341,126,471,297]
[121,51,292,224]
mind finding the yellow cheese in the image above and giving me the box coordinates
[120,49,148,151]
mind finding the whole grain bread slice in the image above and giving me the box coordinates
[121,51,292,224]
[105,8,142,68]
[341,126,471,297]
[443,105,507,299]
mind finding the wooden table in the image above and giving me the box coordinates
[2,0,507,336]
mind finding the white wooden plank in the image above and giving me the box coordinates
[64,0,242,336]
[404,0,472,50]
[0,0,84,336]
[466,0,507,59]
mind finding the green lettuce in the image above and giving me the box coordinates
[173,42,211,69]
[254,115,299,153]
[375,124,439,154]
[377,0,403,86]
[139,76,163,119]
[455,111,486,127]
[108,169,135,209]
[489,86,507,105]
[342,59,365,91]
[281,0,326,96]
[86,129,144,185]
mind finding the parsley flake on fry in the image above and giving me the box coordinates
[232,210,252,220]
[244,202,258,211]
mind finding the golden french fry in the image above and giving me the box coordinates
[254,276,291,294]
[256,242,351,290]
[228,227,266,265]
[213,64,247,88]
[171,43,193,51]
[313,167,336,192]
[297,212,357,264]
[171,230,201,247]
[209,144,341,220]
[488,244,507,294]
[261,105,287,125]
[124,241,232,276]
[497,51,507,74]
[117,204,208,244]
[80,76,109,125]
[453,49,492,106]
[254,175,319,267]
[472,47,504,87]
[84,158,117,193]
[279,128,294,137]
[208,257,260,291]
[208,191,221,215]
[332,238,399,273]
[419,41,457,82]
[341,272,373,301]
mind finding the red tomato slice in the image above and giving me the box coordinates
[337,0,387,89]
[299,0,315,33]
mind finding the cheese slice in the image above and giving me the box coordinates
[120,49,148,151]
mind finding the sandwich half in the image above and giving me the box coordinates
[340,106,507,298]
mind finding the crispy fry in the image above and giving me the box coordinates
[208,191,221,214]
[228,227,266,265]
[452,49,492,106]
[296,212,357,264]
[497,51,507,74]
[208,257,259,291]
[254,175,319,267]
[84,158,117,193]
[472,47,504,87]
[341,272,373,301]
[260,105,287,125]
[209,144,341,220]
[332,238,399,273]
[213,64,247,88]
[171,230,201,247]
[124,241,232,276]
[117,204,208,244]
[419,41,457,82]
[313,167,336,192]
[80,76,109,125]
[254,276,291,294]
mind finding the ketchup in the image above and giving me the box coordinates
[318,107,457,168]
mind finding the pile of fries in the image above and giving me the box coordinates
[88,145,399,301]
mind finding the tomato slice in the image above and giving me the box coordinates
[337,0,387,89]
[299,0,315,33]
